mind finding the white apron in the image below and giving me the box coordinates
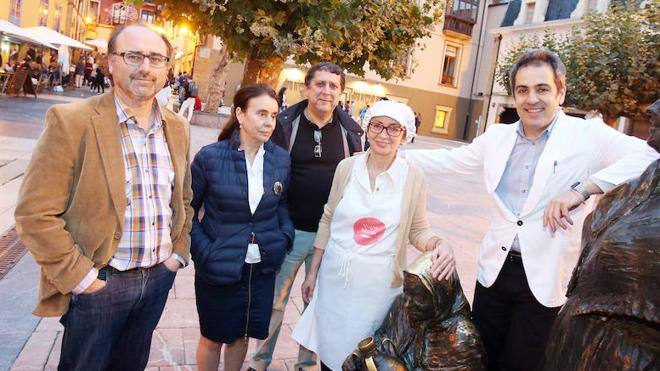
[292,154,409,371]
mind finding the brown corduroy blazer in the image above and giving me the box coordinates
[15,92,194,317]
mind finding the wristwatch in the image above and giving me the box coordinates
[570,181,590,201]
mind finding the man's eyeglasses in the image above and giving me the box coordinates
[313,130,322,158]
[368,122,404,137]
[112,52,170,68]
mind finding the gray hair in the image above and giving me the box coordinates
[305,62,346,91]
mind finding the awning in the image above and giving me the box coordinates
[84,38,107,52]
[0,20,57,49]
[23,26,93,50]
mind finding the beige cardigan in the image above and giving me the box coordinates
[313,153,437,287]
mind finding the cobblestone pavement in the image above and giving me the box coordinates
[0,90,490,371]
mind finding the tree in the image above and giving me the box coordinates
[496,3,659,122]
[157,0,444,112]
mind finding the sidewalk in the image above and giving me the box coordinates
[0,95,488,370]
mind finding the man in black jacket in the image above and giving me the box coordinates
[249,62,363,371]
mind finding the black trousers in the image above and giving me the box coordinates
[472,252,561,371]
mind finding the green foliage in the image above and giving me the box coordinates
[495,3,659,121]
[564,3,659,120]
[157,0,445,81]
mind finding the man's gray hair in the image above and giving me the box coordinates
[305,62,346,91]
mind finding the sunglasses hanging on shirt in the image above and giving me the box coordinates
[313,130,322,158]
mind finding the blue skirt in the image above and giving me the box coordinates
[195,263,276,344]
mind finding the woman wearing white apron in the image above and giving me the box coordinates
[292,100,456,371]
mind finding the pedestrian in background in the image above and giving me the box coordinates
[191,84,294,371]
[277,86,288,112]
[74,58,85,88]
[84,55,94,86]
[92,66,105,93]
[411,111,421,143]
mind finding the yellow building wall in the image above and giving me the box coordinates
[0,0,9,21]
[0,0,69,29]
[19,0,39,27]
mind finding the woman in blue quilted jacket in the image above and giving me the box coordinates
[191,84,294,371]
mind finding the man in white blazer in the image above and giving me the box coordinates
[408,49,658,370]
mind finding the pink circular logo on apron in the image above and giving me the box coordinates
[353,217,386,246]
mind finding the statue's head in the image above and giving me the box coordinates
[646,99,660,152]
[402,252,468,325]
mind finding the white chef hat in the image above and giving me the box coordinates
[364,100,416,143]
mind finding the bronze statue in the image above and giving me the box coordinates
[542,100,660,370]
[342,252,487,371]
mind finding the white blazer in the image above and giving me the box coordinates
[406,111,658,307]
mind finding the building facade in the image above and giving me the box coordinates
[475,0,610,133]
[191,0,491,141]
[83,0,197,73]
[1,0,91,63]
[1,0,91,39]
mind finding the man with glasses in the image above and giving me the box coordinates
[249,62,363,371]
[15,24,193,370]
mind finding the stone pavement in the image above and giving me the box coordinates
[0,90,490,371]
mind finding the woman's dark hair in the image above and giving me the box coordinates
[218,84,278,141]
[277,86,287,106]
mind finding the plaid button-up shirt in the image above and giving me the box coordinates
[74,96,181,293]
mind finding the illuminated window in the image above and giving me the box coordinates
[88,1,99,23]
[432,105,452,134]
[39,0,49,26]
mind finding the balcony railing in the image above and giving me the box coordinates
[443,12,476,37]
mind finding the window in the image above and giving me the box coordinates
[525,2,535,24]
[53,4,62,32]
[432,105,452,134]
[586,0,598,12]
[9,0,21,25]
[452,0,479,22]
[440,44,461,87]
[141,10,155,24]
[111,3,137,25]
[88,1,99,23]
[39,0,49,26]
[443,0,479,36]
[396,48,413,78]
